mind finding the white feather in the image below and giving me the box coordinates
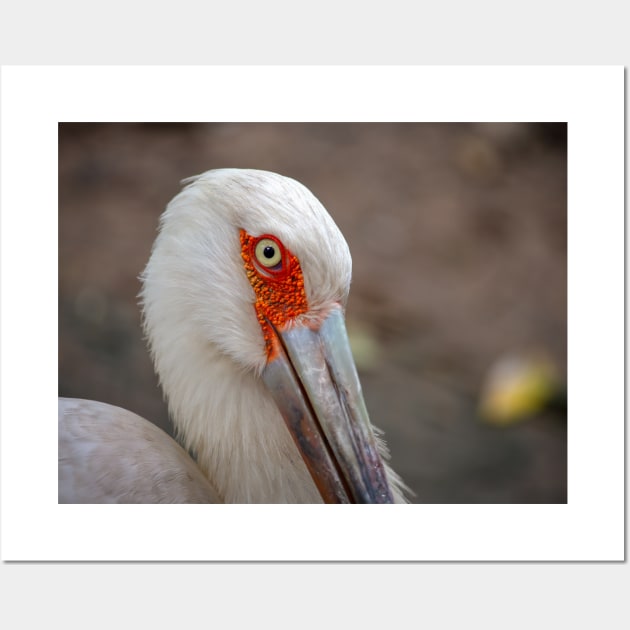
[61,169,409,503]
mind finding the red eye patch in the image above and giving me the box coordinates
[240,229,308,358]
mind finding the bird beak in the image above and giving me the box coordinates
[262,303,395,503]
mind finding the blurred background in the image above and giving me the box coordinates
[59,122,567,503]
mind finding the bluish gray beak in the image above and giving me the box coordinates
[262,304,394,503]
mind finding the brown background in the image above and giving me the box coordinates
[59,122,567,503]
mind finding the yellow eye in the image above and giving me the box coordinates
[254,238,282,268]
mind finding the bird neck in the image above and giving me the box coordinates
[156,335,322,503]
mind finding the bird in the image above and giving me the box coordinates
[59,168,410,504]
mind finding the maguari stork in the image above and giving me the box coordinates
[59,169,409,503]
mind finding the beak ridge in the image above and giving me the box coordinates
[262,304,394,503]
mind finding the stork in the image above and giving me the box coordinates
[59,169,409,503]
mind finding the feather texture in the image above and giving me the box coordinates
[60,169,410,503]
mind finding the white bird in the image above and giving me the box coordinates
[59,169,409,504]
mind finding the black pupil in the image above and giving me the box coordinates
[263,246,276,259]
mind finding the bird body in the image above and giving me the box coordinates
[59,398,220,503]
[59,169,409,503]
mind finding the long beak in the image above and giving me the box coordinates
[262,304,394,503]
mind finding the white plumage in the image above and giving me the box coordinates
[59,169,409,504]
[59,398,221,503]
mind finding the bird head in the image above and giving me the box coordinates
[141,169,396,503]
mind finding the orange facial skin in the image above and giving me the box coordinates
[240,229,308,359]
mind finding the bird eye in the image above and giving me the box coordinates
[254,238,283,268]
